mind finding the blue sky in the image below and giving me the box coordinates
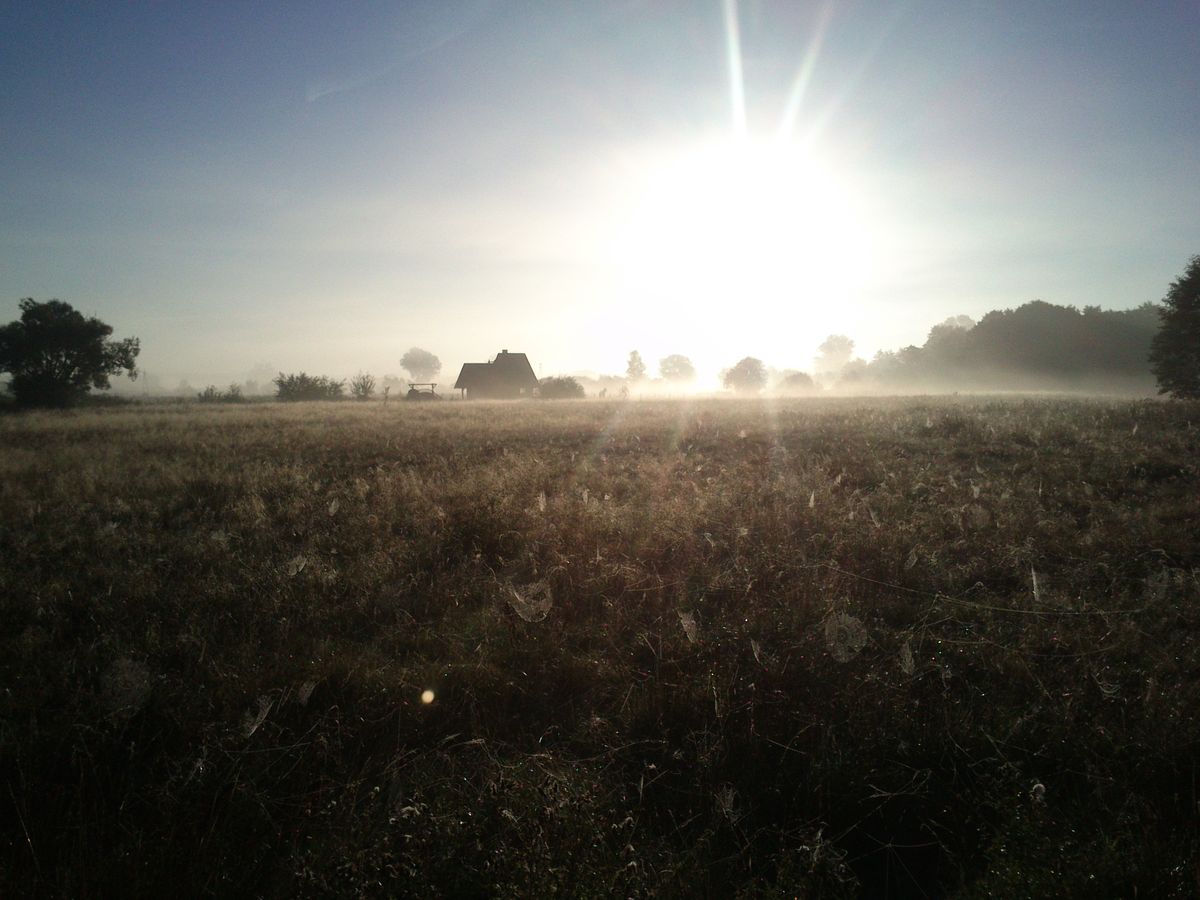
[2,1,1198,388]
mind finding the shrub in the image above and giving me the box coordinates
[273,372,345,401]
[538,375,585,399]
[350,373,376,400]
[776,371,818,395]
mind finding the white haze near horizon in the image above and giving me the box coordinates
[3,3,1198,392]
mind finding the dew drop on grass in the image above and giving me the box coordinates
[297,680,317,706]
[964,504,992,529]
[242,695,272,738]
[508,580,553,623]
[100,658,152,718]
[678,610,699,644]
[825,613,867,662]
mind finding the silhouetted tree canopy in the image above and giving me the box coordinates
[815,335,855,375]
[723,357,767,394]
[1149,255,1200,398]
[0,299,139,407]
[658,354,695,382]
[626,350,647,382]
[859,300,1159,391]
[400,347,441,382]
[538,375,586,399]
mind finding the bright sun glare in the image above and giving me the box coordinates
[620,138,871,299]
[589,1,896,381]
[605,136,880,374]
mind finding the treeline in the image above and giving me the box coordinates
[846,300,1160,392]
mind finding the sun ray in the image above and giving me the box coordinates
[579,397,634,475]
[776,2,833,142]
[795,5,904,146]
[722,0,747,140]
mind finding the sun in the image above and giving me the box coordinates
[602,136,878,365]
[587,1,892,378]
[624,137,868,295]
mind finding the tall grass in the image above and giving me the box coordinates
[1,397,1197,896]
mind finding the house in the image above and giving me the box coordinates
[453,350,539,399]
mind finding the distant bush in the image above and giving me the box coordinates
[538,376,585,400]
[197,384,245,403]
[350,372,376,400]
[776,371,817,395]
[273,372,345,401]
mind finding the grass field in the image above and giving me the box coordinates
[2,396,1198,897]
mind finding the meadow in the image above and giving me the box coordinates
[1,396,1197,897]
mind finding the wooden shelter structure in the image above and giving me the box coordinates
[452,350,539,399]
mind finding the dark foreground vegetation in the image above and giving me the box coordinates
[2,397,1198,896]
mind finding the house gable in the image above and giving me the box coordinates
[453,350,539,399]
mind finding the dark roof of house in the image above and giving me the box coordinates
[453,351,539,391]
[453,362,492,390]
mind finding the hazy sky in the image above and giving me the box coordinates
[3,1,1198,388]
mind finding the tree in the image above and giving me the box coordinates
[659,354,695,383]
[1150,255,1200,398]
[350,372,376,400]
[722,356,767,394]
[0,299,139,407]
[537,375,585,399]
[400,347,441,382]
[814,334,855,375]
[625,350,647,383]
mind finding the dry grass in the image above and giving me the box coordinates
[1,396,1198,896]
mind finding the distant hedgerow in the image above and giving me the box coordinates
[273,372,345,401]
[198,384,245,403]
[538,375,585,399]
